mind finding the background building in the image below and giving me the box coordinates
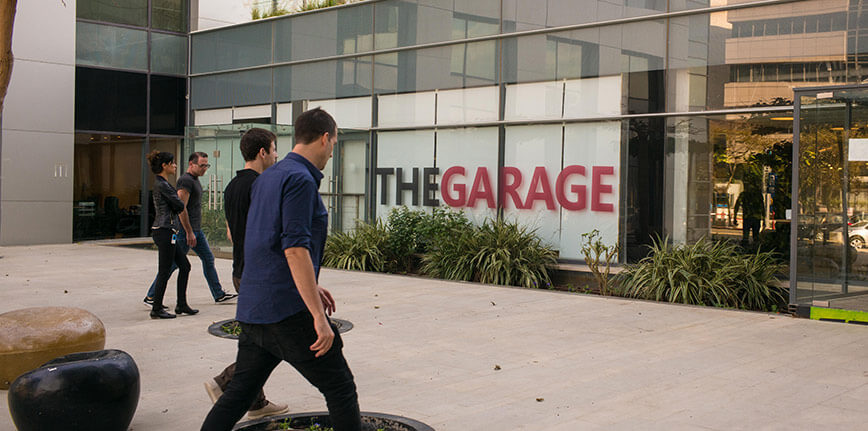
[5,0,868,310]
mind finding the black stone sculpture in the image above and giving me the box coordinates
[8,349,140,431]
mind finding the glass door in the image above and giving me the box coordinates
[795,85,868,310]
[319,130,369,232]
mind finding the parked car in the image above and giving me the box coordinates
[829,221,868,248]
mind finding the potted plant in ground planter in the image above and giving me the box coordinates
[233,411,434,431]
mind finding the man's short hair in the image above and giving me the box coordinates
[294,107,336,145]
[189,151,209,163]
[240,128,277,161]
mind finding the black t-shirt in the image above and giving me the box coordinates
[176,172,203,230]
[224,169,259,279]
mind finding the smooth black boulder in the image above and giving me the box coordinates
[8,349,140,431]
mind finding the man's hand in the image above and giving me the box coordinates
[186,229,197,247]
[310,316,334,358]
[318,286,335,316]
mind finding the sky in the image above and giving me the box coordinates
[197,0,308,30]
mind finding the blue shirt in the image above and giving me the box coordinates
[237,152,328,324]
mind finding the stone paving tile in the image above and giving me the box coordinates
[3,244,868,430]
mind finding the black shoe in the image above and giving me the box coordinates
[150,309,176,319]
[144,297,168,310]
[175,305,199,315]
[215,293,238,303]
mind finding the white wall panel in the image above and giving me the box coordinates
[436,87,499,125]
[504,81,564,121]
[377,92,436,127]
[194,108,233,126]
[375,130,435,218]
[436,127,499,223]
[310,97,372,129]
[503,124,563,247]
[563,75,622,119]
[560,122,621,260]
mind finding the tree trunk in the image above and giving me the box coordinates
[0,0,17,117]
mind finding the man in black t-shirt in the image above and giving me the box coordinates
[144,152,237,304]
[203,128,287,420]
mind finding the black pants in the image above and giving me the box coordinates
[201,311,361,431]
[742,217,761,243]
[151,228,191,310]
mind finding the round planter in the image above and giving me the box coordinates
[209,318,353,340]
[233,411,434,431]
[8,349,140,431]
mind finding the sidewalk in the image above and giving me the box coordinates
[2,243,868,430]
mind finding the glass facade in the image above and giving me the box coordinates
[186,0,868,307]
[73,0,188,241]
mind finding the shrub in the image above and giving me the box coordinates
[580,230,619,295]
[419,222,478,282]
[617,236,785,311]
[384,207,472,273]
[423,218,557,288]
[472,219,558,288]
[323,221,389,272]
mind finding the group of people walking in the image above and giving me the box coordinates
[146,108,363,431]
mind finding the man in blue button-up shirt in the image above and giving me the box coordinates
[202,108,362,431]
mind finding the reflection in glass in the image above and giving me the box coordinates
[151,33,187,76]
[73,134,144,241]
[77,0,147,27]
[76,22,148,71]
[795,90,868,311]
[152,0,187,32]
[191,24,272,74]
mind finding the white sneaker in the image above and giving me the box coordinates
[247,401,289,419]
[204,379,223,404]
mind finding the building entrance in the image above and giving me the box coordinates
[793,85,868,311]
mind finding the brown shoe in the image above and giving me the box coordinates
[247,401,289,419]
[204,379,223,404]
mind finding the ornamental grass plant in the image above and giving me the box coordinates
[323,220,389,272]
[421,218,557,288]
[617,236,786,311]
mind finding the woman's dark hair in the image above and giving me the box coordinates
[146,150,174,174]
[294,107,336,145]
[240,128,277,161]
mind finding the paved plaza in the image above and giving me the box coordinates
[3,243,868,430]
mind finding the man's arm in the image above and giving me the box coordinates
[285,247,336,358]
[177,188,197,247]
[225,221,232,243]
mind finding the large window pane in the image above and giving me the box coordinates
[191,69,271,110]
[150,75,185,135]
[665,113,793,259]
[683,1,865,110]
[376,42,497,93]
[151,33,187,76]
[152,0,187,32]
[77,0,147,27]
[274,57,372,102]
[503,20,665,101]
[76,22,147,71]
[275,4,373,62]
[76,67,147,133]
[192,23,271,74]
[503,0,664,33]
[374,0,499,49]
[73,134,144,241]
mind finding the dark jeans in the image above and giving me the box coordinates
[201,311,360,431]
[742,217,761,243]
[213,363,267,411]
[151,228,191,310]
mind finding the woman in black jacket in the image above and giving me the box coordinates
[146,151,198,319]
